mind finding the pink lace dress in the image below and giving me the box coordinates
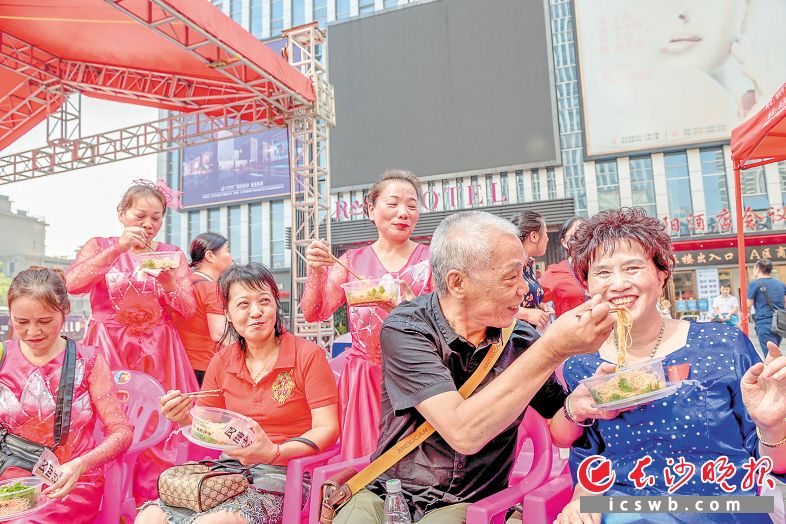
[66,236,198,503]
[0,340,132,524]
[304,244,431,461]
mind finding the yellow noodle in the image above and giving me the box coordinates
[615,306,633,368]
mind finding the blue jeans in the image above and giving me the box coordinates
[755,319,782,355]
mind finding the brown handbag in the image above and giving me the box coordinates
[158,459,253,513]
[319,324,515,523]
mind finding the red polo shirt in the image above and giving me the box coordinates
[174,273,224,372]
[198,332,338,444]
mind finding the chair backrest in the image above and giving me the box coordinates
[513,408,554,488]
[328,351,348,384]
[111,370,172,454]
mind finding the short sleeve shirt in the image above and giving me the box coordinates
[712,295,739,315]
[367,293,566,520]
[198,332,338,445]
[747,277,786,320]
[173,273,224,371]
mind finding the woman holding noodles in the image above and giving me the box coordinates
[301,170,432,461]
[555,208,786,524]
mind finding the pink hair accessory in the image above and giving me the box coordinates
[133,178,183,210]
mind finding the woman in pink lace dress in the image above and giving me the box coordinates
[65,182,197,503]
[1,267,132,523]
[302,170,432,461]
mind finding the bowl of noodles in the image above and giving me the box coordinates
[581,358,667,407]
[186,406,255,450]
[0,477,43,520]
[341,277,401,310]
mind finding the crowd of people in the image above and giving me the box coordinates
[1,174,785,524]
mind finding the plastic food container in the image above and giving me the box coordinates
[135,251,181,271]
[581,358,667,405]
[0,477,42,518]
[341,278,401,309]
[190,406,255,448]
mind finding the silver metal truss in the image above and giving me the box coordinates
[0,98,276,183]
[285,23,335,350]
[46,91,81,144]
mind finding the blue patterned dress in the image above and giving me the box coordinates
[563,322,785,523]
[522,258,544,309]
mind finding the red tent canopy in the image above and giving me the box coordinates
[729,81,786,335]
[0,0,314,151]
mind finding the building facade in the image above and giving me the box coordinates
[160,0,786,316]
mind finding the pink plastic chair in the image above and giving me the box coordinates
[521,470,573,524]
[92,370,172,524]
[281,352,348,524]
[465,408,559,523]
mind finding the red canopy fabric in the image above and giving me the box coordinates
[0,0,314,151]
[731,82,786,168]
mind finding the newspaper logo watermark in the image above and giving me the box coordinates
[581,496,774,514]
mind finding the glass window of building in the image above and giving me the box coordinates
[499,171,509,203]
[212,0,223,7]
[208,208,221,233]
[595,160,620,210]
[531,170,541,201]
[741,167,769,229]
[250,0,263,37]
[313,0,327,27]
[469,175,479,207]
[228,205,242,263]
[248,203,263,263]
[454,178,464,209]
[358,0,375,15]
[292,0,306,26]
[271,200,285,268]
[270,0,283,35]
[629,156,657,217]
[780,161,786,205]
[229,0,242,22]
[664,152,692,236]
[699,148,729,234]
[187,211,200,243]
[547,168,557,200]
[515,169,525,203]
[485,174,494,206]
[336,0,350,20]
[384,0,399,7]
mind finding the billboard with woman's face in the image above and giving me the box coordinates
[574,0,786,157]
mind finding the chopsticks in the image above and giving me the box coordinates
[182,389,221,399]
[328,252,365,281]
[575,307,624,319]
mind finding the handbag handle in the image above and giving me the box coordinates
[52,337,77,450]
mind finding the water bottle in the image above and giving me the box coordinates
[384,478,411,523]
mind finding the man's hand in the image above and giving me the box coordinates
[542,295,615,360]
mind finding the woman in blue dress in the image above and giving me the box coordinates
[556,208,786,524]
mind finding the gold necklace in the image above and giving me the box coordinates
[246,352,277,382]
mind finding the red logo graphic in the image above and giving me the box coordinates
[577,455,616,494]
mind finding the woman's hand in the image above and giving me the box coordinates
[42,457,84,499]
[224,421,278,466]
[305,240,334,271]
[156,268,178,293]
[568,363,627,422]
[554,497,600,524]
[160,390,194,425]
[515,306,550,330]
[540,303,555,316]
[741,342,786,439]
[118,226,149,252]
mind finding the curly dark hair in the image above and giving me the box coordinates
[568,208,675,286]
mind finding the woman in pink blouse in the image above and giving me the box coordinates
[1,267,132,523]
[301,170,432,461]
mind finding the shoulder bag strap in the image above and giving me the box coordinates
[760,286,777,313]
[341,323,516,497]
[52,337,77,450]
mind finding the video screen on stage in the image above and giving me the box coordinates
[574,0,786,157]
[180,127,290,208]
[327,0,560,188]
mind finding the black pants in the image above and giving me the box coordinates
[193,369,205,386]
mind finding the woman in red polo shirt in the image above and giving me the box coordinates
[173,232,234,385]
[137,263,339,524]
[540,217,589,317]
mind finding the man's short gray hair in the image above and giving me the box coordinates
[430,211,520,295]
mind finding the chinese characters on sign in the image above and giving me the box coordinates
[662,207,786,237]
[674,245,786,268]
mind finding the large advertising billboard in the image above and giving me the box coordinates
[574,0,786,157]
[180,127,290,208]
